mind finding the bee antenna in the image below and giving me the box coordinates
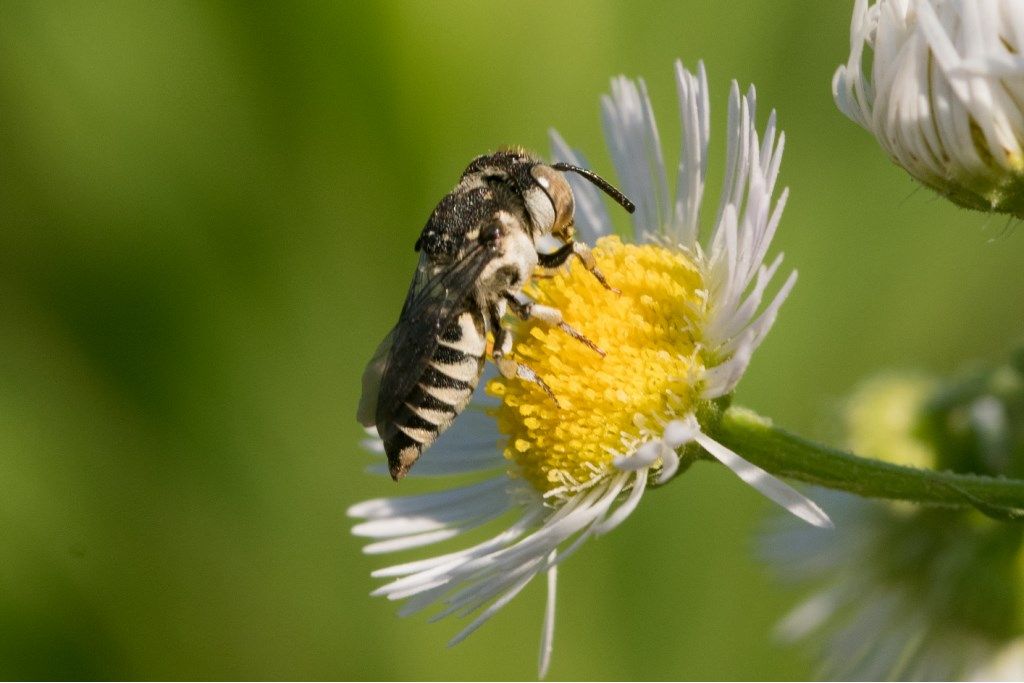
[551,162,636,214]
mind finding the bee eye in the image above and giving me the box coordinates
[529,166,574,235]
[522,186,557,233]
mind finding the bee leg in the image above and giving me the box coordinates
[538,240,619,294]
[570,241,619,294]
[536,242,574,267]
[503,293,605,357]
[490,303,561,406]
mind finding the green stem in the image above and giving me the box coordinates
[712,407,1024,520]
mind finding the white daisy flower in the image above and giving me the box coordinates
[763,364,1024,681]
[833,0,1024,217]
[349,60,830,678]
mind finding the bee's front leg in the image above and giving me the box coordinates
[503,293,605,357]
[489,300,560,406]
[538,240,619,294]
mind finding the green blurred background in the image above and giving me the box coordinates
[3,1,1024,679]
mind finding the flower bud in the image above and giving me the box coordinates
[834,0,1024,218]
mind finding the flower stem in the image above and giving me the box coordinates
[712,407,1024,520]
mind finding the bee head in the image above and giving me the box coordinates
[527,161,636,242]
[528,164,576,241]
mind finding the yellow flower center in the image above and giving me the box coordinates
[487,236,708,496]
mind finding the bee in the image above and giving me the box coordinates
[357,148,635,480]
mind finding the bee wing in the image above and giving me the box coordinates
[358,239,494,430]
[356,326,397,427]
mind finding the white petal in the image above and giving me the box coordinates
[370,515,535,579]
[545,473,630,564]
[361,435,385,453]
[347,476,506,520]
[363,527,466,554]
[701,337,754,400]
[538,552,557,680]
[447,568,538,647]
[663,415,701,447]
[601,75,669,240]
[352,486,511,538]
[775,588,844,642]
[613,440,661,470]
[694,432,832,528]
[594,471,647,535]
[670,60,709,247]
[657,448,680,485]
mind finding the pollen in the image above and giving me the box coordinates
[487,236,708,496]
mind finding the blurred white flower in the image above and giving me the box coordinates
[763,360,1024,681]
[350,61,829,678]
[834,0,1024,217]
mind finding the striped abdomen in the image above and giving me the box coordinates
[382,309,488,480]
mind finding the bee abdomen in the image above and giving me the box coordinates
[383,310,487,480]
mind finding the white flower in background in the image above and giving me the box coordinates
[349,60,830,678]
[762,360,1024,681]
[834,0,1024,217]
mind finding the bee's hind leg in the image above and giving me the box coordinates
[490,302,561,406]
[503,293,605,357]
